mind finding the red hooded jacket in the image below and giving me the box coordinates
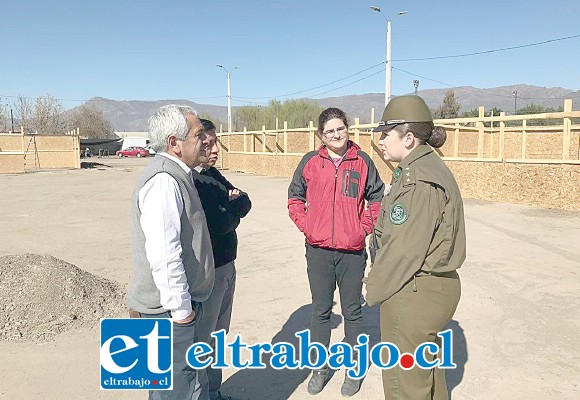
[288,141,384,251]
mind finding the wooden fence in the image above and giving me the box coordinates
[216,98,580,165]
[0,128,81,173]
[215,99,580,211]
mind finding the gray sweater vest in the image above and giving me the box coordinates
[127,155,215,314]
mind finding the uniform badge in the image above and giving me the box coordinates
[394,167,402,180]
[389,202,408,225]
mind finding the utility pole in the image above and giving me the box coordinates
[370,7,408,108]
[216,65,239,132]
[512,90,518,115]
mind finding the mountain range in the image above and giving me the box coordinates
[75,84,580,132]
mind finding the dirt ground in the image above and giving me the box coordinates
[0,157,579,400]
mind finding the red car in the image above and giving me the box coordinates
[116,146,149,158]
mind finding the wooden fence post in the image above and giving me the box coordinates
[283,121,288,153]
[275,118,279,155]
[226,125,231,157]
[370,129,374,159]
[521,119,527,160]
[563,99,572,159]
[453,122,459,157]
[218,124,224,168]
[489,110,494,158]
[309,121,315,151]
[477,106,484,158]
[262,125,266,153]
[243,127,247,152]
[499,112,505,160]
[354,117,360,144]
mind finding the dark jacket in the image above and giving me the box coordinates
[288,141,384,251]
[193,167,251,268]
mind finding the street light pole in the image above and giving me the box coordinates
[216,64,239,132]
[385,19,391,107]
[370,7,408,108]
[512,90,518,115]
[413,79,420,95]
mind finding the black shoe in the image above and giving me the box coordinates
[307,369,329,395]
[340,373,361,397]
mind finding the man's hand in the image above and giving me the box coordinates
[173,310,195,324]
[229,188,241,201]
[361,284,368,306]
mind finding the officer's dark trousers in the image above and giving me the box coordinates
[306,244,366,350]
[380,271,461,400]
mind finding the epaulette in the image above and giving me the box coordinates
[393,166,416,187]
[401,166,416,187]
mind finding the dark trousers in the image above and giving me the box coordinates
[380,272,461,400]
[305,244,366,350]
[139,302,209,400]
[197,261,237,400]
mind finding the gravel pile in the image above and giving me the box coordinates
[0,254,126,342]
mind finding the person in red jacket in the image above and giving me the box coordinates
[288,107,384,397]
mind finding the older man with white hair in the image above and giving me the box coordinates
[127,105,215,400]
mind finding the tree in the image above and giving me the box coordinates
[13,95,34,133]
[67,104,113,139]
[433,90,461,119]
[233,99,323,131]
[0,98,5,132]
[460,107,504,127]
[33,94,65,134]
[515,104,565,126]
[199,112,225,131]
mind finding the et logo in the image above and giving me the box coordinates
[100,318,172,390]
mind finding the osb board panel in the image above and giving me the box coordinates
[222,136,244,152]
[571,132,580,159]
[0,135,23,151]
[226,153,302,179]
[224,153,580,211]
[353,134,372,154]
[0,154,25,173]
[447,161,580,211]
[524,132,566,159]
[456,131,480,157]
[221,128,580,161]
[286,132,311,154]
[438,131,455,157]
[30,135,75,150]
[28,152,77,169]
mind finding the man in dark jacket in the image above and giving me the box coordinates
[194,119,251,400]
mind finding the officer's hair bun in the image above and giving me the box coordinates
[427,126,447,148]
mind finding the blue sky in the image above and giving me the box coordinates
[1,0,579,110]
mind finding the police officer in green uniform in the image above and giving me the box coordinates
[364,95,466,400]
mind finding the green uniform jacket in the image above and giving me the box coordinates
[366,145,466,307]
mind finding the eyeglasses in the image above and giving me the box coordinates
[322,125,348,137]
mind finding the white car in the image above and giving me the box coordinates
[144,145,156,155]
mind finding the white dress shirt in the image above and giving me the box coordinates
[138,152,195,321]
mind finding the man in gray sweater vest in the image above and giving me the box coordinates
[127,105,215,400]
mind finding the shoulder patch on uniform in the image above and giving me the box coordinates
[389,202,409,225]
